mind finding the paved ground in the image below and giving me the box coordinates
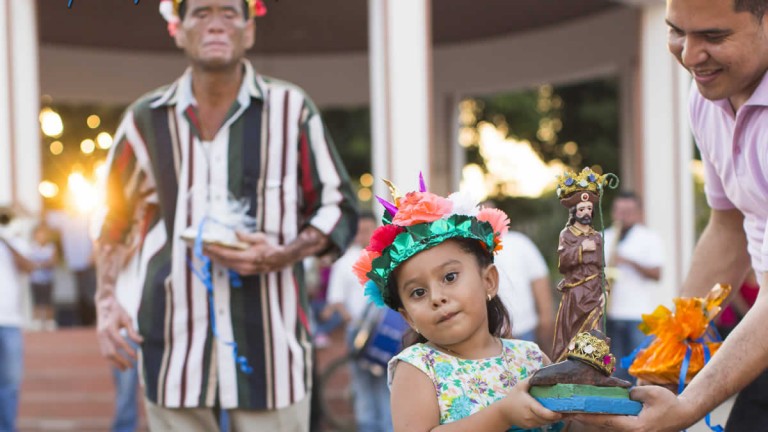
[17,326,351,432]
[17,327,733,431]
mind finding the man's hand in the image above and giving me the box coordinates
[581,239,596,251]
[575,385,695,431]
[204,232,292,275]
[96,298,143,370]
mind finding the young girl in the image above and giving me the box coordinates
[353,177,565,432]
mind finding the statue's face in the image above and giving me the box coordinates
[575,201,593,226]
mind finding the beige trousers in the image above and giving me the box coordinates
[144,395,310,432]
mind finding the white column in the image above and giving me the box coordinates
[638,3,694,304]
[0,0,41,214]
[0,1,13,205]
[368,0,433,198]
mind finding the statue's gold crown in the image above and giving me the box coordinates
[556,167,605,199]
[567,331,616,376]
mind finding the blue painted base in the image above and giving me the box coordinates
[535,395,642,415]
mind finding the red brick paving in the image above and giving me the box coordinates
[18,326,353,432]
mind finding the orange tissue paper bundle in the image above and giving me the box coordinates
[628,284,731,386]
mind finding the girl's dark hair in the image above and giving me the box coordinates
[387,237,512,348]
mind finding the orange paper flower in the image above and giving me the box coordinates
[352,249,381,286]
[392,192,453,226]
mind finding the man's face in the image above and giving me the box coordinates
[666,0,768,109]
[174,0,254,71]
[355,218,376,247]
[611,198,641,230]
[575,202,593,226]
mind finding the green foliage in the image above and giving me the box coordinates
[322,107,372,182]
[463,77,621,275]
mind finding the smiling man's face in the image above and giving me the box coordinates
[666,0,768,110]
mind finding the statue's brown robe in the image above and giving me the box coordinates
[552,224,605,362]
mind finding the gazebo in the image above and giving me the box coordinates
[0,0,690,304]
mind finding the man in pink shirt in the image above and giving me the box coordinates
[581,0,768,430]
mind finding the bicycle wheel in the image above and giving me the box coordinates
[317,354,356,432]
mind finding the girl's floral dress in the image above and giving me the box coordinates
[387,339,563,432]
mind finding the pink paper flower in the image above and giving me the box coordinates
[253,0,267,17]
[476,207,510,238]
[392,192,453,226]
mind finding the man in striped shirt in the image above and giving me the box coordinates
[94,0,358,430]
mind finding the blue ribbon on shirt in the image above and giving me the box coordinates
[678,326,723,432]
[187,216,253,375]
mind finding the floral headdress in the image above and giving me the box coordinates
[353,174,510,309]
[159,0,267,37]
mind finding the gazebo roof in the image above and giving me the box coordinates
[41,0,617,54]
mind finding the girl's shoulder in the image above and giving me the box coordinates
[387,343,453,387]
[391,343,451,368]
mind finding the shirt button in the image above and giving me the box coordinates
[218,309,225,316]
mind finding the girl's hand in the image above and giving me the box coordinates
[500,378,563,428]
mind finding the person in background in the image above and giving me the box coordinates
[482,200,555,357]
[0,207,35,431]
[95,1,357,430]
[28,223,59,331]
[714,269,758,339]
[47,209,97,326]
[322,212,392,432]
[604,191,664,383]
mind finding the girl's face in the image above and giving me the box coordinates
[395,240,498,351]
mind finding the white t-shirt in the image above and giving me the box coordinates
[605,225,664,321]
[0,236,28,327]
[46,211,94,271]
[326,244,370,327]
[495,231,549,336]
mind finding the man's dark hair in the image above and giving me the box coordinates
[734,0,768,20]
[567,206,578,226]
[616,190,642,208]
[0,212,10,226]
[179,0,251,20]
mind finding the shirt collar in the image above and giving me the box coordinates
[710,70,768,114]
[743,70,768,108]
[150,60,266,110]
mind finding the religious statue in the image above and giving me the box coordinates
[552,173,605,362]
[528,167,641,415]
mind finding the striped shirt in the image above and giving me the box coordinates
[99,61,357,410]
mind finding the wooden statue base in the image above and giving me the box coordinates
[531,384,642,415]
